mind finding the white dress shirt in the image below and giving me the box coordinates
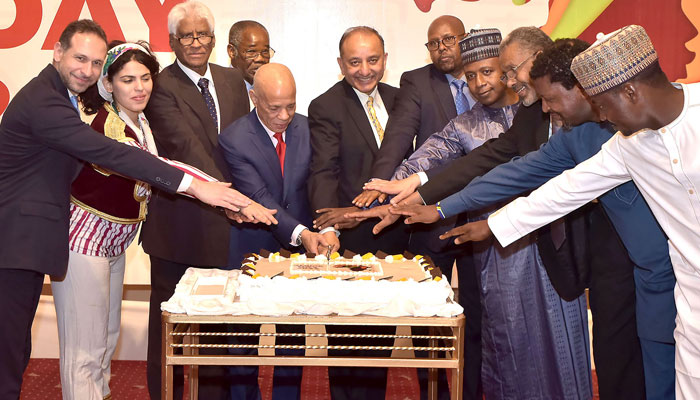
[177,59,221,133]
[488,82,700,379]
[353,85,388,148]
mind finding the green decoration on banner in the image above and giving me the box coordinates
[550,0,614,39]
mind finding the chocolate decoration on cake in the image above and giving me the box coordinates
[259,249,272,257]
[375,250,389,259]
[342,249,356,258]
[279,249,292,258]
[403,251,415,259]
[305,252,317,258]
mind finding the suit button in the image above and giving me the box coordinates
[285,204,290,209]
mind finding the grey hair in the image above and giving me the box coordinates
[338,26,385,56]
[499,26,552,54]
[167,1,215,35]
[229,20,268,46]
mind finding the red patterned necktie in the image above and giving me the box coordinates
[273,132,286,176]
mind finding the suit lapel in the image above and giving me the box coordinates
[171,63,219,148]
[211,65,234,129]
[250,113,284,185]
[432,66,458,121]
[282,117,303,200]
[342,80,379,154]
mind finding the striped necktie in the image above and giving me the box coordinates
[197,78,218,129]
[366,96,384,142]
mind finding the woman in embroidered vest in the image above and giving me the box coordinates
[51,41,204,400]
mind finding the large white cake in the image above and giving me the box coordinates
[161,249,463,318]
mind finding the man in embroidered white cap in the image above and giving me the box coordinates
[439,24,700,398]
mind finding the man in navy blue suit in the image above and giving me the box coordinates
[219,63,335,400]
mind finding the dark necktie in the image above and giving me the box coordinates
[197,78,218,129]
[273,132,286,176]
[451,79,469,115]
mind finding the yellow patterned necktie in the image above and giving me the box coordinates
[366,96,384,142]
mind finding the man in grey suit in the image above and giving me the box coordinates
[140,2,251,399]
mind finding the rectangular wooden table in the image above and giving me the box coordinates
[161,312,465,400]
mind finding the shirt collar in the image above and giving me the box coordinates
[661,83,688,132]
[352,85,380,105]
[445,72,465,85]
[255,109,285,139]
[177,59,213,87]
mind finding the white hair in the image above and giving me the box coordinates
[167,1,215,35]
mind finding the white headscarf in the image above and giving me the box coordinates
[97,43,151,103]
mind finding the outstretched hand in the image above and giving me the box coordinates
[352,189,387,208]
[345,204,400,235]
[239,201,278,225]
[439,219,492,244]
[363,174,421,205]
[186,180,251,211]
[389,204,441,225]
[313,207,361,230]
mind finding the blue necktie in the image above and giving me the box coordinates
[69,95,79,112]
[451,79,469,115]
[197,78,218,129]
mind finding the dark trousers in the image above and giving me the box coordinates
[228,323,304,400]
[326,324,394,400]
[587,207,646,399]
[0,269,44,400]
[146,256,231,400]
[454,252,482,400]
[328,224,408,400]
[410,230,466,400]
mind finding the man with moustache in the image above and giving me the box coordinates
[141,1,251,399]
[307,26,407,399]
[228,20,274,107]
[360,28,648,398]
[348,16,477,398]
[0,19,271,399]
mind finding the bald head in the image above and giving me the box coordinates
[426,15,466,77]
[251,63,297,132]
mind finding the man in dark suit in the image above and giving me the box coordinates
[140,2,251,399]
[307,26,407,400]
[219,63,333,400]
[0,20,267,399]
[227,20,274,108]
[354,17,479,399]
[309,26,408,255]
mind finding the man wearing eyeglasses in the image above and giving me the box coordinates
[228,20,275,108]
[141,2,250,399]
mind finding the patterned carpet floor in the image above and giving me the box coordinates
[20,359,599,399]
